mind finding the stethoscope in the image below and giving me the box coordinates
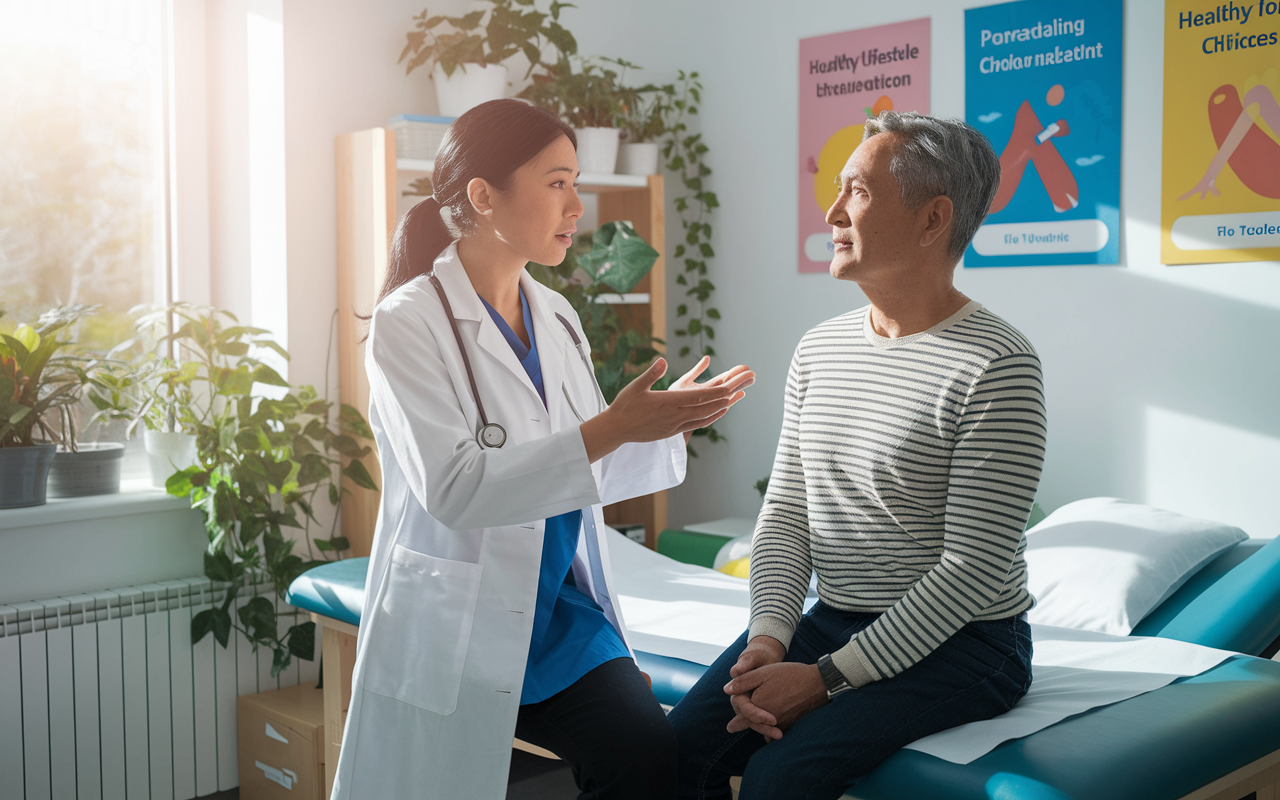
[430,272,605,450]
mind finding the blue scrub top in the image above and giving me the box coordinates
[478,288,630,705]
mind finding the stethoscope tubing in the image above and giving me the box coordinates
[431,272,600,449]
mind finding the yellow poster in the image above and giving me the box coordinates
[1162,0,1280,264]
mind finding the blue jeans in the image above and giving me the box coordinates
[668,602,1033,800]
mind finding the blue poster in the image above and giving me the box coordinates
[964,0,1123,267]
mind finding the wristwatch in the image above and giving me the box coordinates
[816,653,854,700]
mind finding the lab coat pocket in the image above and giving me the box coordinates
[364,544,483,715]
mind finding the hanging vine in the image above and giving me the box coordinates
[657,71,723,448]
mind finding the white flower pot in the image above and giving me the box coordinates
[575,127,621,175]
[433,62,508,118]
[144,430,198,489]
[617,142,660,175]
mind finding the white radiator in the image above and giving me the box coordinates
[0,575,320,800]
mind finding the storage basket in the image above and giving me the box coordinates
[387,114,454,161]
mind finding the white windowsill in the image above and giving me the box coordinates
[0,480,192,532]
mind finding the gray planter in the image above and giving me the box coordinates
[48,442,126,498]
[0,444,57,508]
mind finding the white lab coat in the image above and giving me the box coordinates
[330,242,686,800]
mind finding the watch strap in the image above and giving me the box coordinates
[817,653,853,699]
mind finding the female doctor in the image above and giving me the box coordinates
[330,99,754,800]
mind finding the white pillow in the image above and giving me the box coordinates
[1024,497,1247,635]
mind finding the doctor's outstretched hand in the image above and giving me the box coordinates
[581,356,754,463]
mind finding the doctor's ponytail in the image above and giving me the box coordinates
[372,99,577,310]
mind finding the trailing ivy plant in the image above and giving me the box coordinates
[655,71,723,448]
[145,304,378,677]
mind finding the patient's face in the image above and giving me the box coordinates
[824,133,921,286]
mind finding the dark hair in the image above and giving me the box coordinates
[375,99,576,308]
[863,111,1001,261]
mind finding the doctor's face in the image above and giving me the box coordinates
[485,134,585,267]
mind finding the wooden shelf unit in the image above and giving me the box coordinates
[335,128,668,555]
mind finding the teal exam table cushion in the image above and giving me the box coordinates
[285,555,367,627]
[287,538,1280,799]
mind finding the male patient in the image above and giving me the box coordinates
[669,111,1046,799]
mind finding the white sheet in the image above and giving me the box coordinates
[607,530,1237,764]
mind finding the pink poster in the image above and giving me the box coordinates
[798,18,931,273]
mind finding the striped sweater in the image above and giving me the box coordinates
[747,301,1046,688]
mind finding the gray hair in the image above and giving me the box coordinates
[863,111,1000,261]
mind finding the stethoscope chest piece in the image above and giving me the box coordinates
[477,422,507,449]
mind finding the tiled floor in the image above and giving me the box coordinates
[196,749,579,799]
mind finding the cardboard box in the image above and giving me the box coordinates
[238,682,326,800]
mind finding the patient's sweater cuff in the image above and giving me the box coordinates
[830,642,878,689]
[747,615,796,653]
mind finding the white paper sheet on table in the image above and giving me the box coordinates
[606,529,1238,765]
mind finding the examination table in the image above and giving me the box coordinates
[286,536,1280,800]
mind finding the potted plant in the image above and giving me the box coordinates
[521,56,625,174]
[0,305,118,506]
[87,305,205,488]
[614,62,666,176]
[155,305,378,677]
[399,0,577,117]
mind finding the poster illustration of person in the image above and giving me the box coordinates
[797,18,930,273]
[964,0,1123,267]
[1162,0,1280,264]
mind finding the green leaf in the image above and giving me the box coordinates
[287,621,316,661]
[204,550,237,583]
[343,459,378,491]
[204,608,232,648]
[330,434,366,458]
[238,596,277,641]
[296,455,330,488]
[340,404,374,439]
[252,365,290,388]
[330,536,350,552]
[191,608,215,645]
[213,367,254,396]
[577,220,660,293]
[271,647,291,678]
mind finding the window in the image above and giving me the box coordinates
[0,0,170,349]
[0,0,171,479]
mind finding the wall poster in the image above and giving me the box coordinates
[797,18,931,273]
[1162,0,1280,264]
[964,0,1123,267]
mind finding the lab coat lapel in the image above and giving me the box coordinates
[432,244,546,413]
[520,271,571,432]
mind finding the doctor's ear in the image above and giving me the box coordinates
[467,177,497,218]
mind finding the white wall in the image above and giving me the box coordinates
[227,0,1280,539]
[563,0,1280,538]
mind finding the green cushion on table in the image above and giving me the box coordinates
[656,529,735,569]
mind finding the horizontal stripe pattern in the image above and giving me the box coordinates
[748,303,1045,686]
